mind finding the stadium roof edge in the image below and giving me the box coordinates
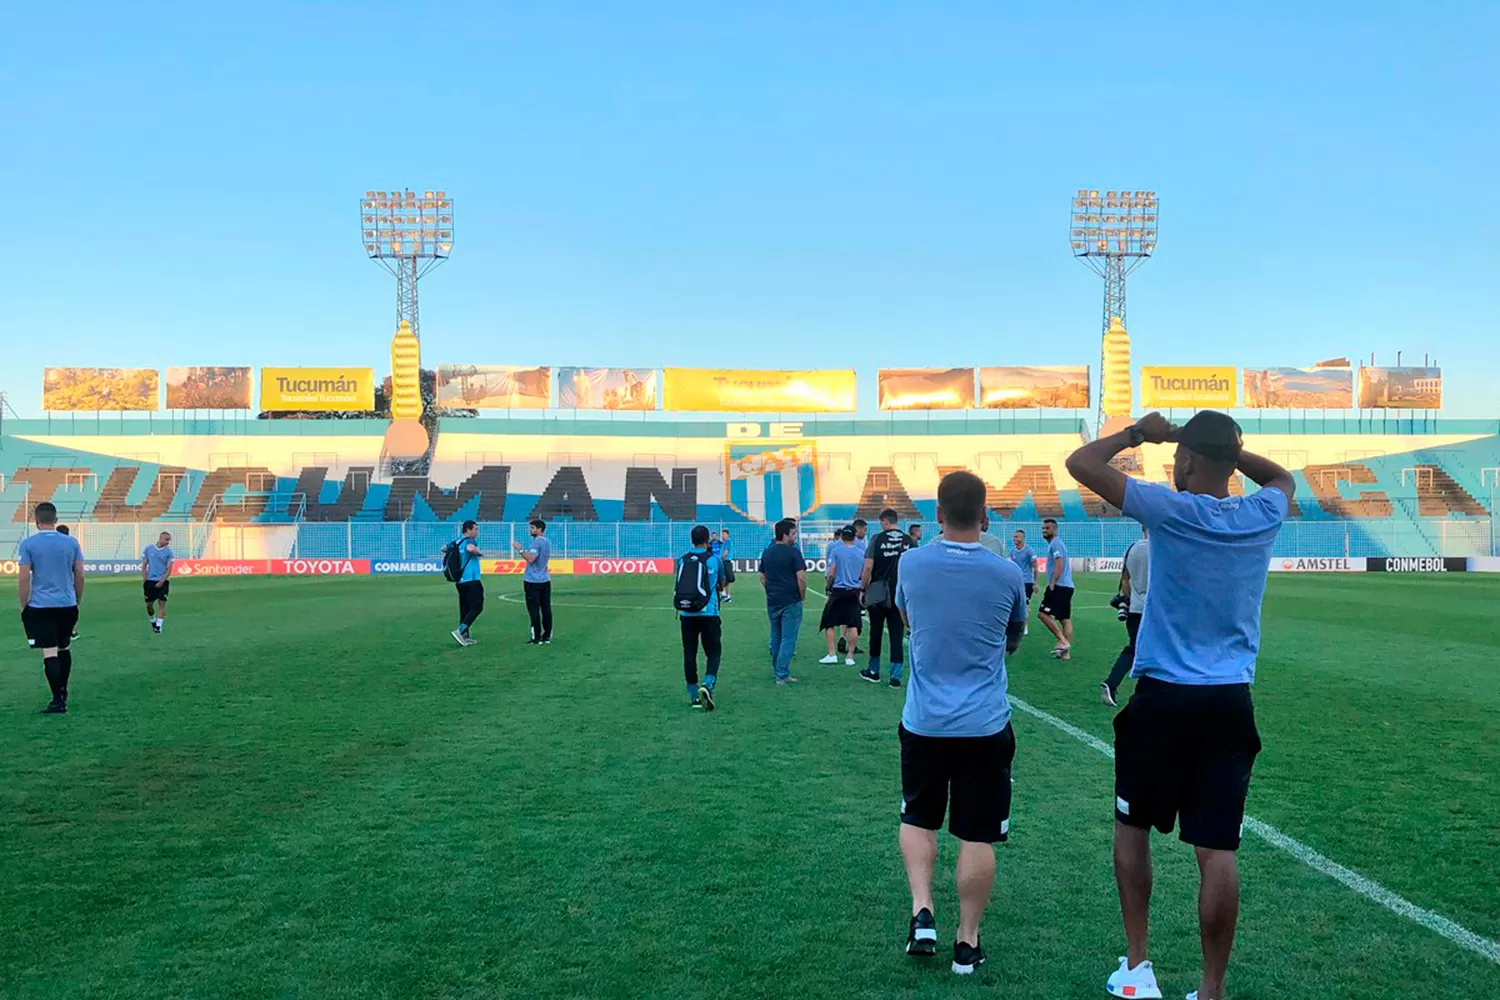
[1,416,1495,439]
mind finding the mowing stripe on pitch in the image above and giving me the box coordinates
[1009,697,1500,967]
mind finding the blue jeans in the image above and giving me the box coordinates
[767,602,803,680]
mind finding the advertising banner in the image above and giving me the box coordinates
[1357,366,1442,409]
[435,365,552,409]
[173,559,272,577]
[482,558,575,575]
[1242,366,1354,409]
[877,368,976,410]
[557,367,658,410]
[1268,557,1363,572]
[272,558,371,575]
[1139,366,1237,409]
[371,560,444,574]
[1365,556,1467,573]
[978,366,1090,409]
[662,369,856,412]
[2,559,147,575]
[259,368,375,411]
[43,368,160,411]
[172,559,373,576]
[166,366,253,409]
[573,557,674,575]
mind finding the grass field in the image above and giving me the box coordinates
[1,570,1497,999]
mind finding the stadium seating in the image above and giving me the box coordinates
[0,418,1494,563]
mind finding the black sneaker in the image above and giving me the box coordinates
[699,684,716,712]
[859,668,880,684]
[526,637,541,646]
[690,698,703,710]
[905,908,937,957]
[952,939,985,975]
[41,701,67,715]
[890,677,902,688]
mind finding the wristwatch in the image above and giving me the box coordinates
[1127,424,1147,448]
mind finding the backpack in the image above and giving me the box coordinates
[442,539,471,583]
[673,550,713,613]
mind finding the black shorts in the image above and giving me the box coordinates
[1024,582,1035,601]
[720,563,736,584]
[22,606,78,650]
[1113,677,1262,851]
[1040,585,1073,620]
[819,587,863,631]
[144,579,171,602]
[899,723,1016,843]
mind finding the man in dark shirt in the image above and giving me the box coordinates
[861,508,911,688]
[758,518,806,685]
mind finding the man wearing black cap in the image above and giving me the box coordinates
[1066,411,1295,1000]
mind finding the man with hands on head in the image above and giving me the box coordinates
[1065,411,1294,1000]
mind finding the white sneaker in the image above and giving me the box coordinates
[844,657,856,666]
[451,628,469,647]
[1107,957,1163,999]
[1023,624,1029,635]
[1100,682,1118,708]
[1185,994,1199,1000]
[818,654,839,664]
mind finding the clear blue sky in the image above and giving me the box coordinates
[2,2,1496,416]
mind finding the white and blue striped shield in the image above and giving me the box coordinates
[725,441,820,523]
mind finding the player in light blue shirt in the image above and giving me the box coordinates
[1008,529,1038,636]
[1066,410,1295,1000]
[1037,519,1075,658]
[819,527,866,663]
[514,519,553,644]
[891,471,1026,972]
[141,531,175,633]
[852,518,869,558]
[17,502,85,714]
[711,528,736,604]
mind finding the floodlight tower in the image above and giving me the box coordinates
[1069,189,1158,427]
[361,189,454,339]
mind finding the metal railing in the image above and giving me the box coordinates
[3,517,1494,563]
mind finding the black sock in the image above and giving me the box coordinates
[43,656,62,702]
[58,650,73,699]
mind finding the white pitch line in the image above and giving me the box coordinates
[1009,697,1500,967]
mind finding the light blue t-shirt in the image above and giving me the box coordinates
[896,540,1028,737]
[1008,544,1037,582]
[678,548,721,617]
[18,530,83,608]
[827,542,864,590]
[142,544,175,581]
[1123,479,1289,686]
[523,534,551,583]
[452,536,483,583]
[1045,536,1074,589]
[854,537,867,558]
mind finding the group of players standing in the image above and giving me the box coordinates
[673,410,1295,1000]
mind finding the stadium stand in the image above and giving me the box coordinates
[0,416,1495,561]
